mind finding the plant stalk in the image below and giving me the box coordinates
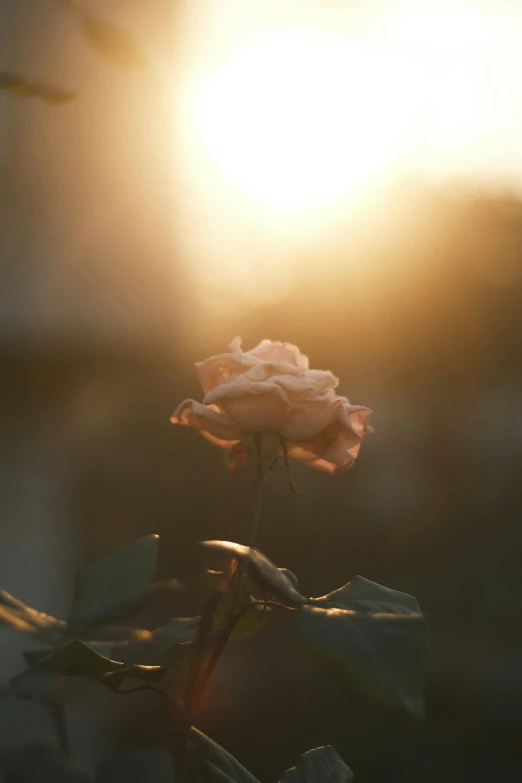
[178,466,265,777]
[247,465,265,548]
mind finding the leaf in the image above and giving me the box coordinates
[97,748,174,783]
[297,604,427,718]
[11,640,165,697]
[79,12,146,70]
[0,72,76,103]
[0,742,90,782]
[212,574,271,642]
[201,542,306,608]
[189,729,260,783]
[70,535,159,625]
[310,575,422,614]
[278,569,299,589]
[280,746,354,783]
[111,617,199,665]
[101,664,165,692]
[0,590,65,639]
[106,617,199,696]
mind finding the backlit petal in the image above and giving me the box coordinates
[171,399,242,448]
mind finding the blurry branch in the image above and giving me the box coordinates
[2,0,147,105]
[53,0,147,70]
[0,72,76,103]
[79,11,147,70]
[0,589,66,640]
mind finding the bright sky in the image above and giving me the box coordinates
[173,0,522,304]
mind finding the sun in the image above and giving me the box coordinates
[182,26,413,220]
[173,0,521,312]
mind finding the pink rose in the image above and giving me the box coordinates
[171,338,372,474]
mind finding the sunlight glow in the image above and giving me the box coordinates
[187,28,412,218]
[174,0,522,307]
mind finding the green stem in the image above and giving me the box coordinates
[177,581,227,779]
[232,465,264,612]
[192,600,296,714]
[178,472,266,776]
[247,465,265,548]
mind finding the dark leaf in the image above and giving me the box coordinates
[212,574,271,642]
[70,535,159,625]
[280,746,353,783]
[23,648,54,667]
[79,13,146,70]
[111,617,199,666]
[278,568,299,589]
[96,748,174,783]
[11,641,165,697]
[0,741,89,782]
[310,576,421,614]
[297,605,427,718]
[189,729,259,783]
[101,664,165,691]
[0,590,65,639]
[0,72,76,103]
[201,542,305,607]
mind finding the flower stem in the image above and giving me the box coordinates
[247,465,265,548]
[232,464,264,612]
[177,580,227,779]
[177,468,265,777]
[192,600,296,715]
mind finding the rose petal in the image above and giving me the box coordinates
[342,404,373,437]
[274,371,338,401]
[224,442,247,471]
[171,399,242,448]
[196,353,262,395]
[229,336,243,353]
[247,339,309,369]
[302,457,353,474]
[306,369,340,390]
[204,381,291,433]
[286,406,363,472]
[285,444,352,473]
[280,397,342,441]
[172,339,372,469]
[240,361,304,382]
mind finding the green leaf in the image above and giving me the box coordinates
[79,13,146,70]
[297,602,427,718]
[107,618,199,695]
[310,576,421,614]
[111,617,199,665]
[109,615,213,701]
[11,640,165,697]
[0,72,76,103]
[101,664,165,692]
[189,729,260,783]
[280,746,354,783]
[0,590,65,639]
[70,535,159,625]
[0,742,90,782]
[212,574,271,642]
[278,569,299,589]
[201,542,306,608]
[97,748,174,783]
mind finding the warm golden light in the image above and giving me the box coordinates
[187,28,411,219]
[174,0,522,309]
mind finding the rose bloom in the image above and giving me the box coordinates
[171,338,372,474]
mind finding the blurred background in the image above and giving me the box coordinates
[1,0,521,781]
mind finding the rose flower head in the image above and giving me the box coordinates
[171,338,372,475]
